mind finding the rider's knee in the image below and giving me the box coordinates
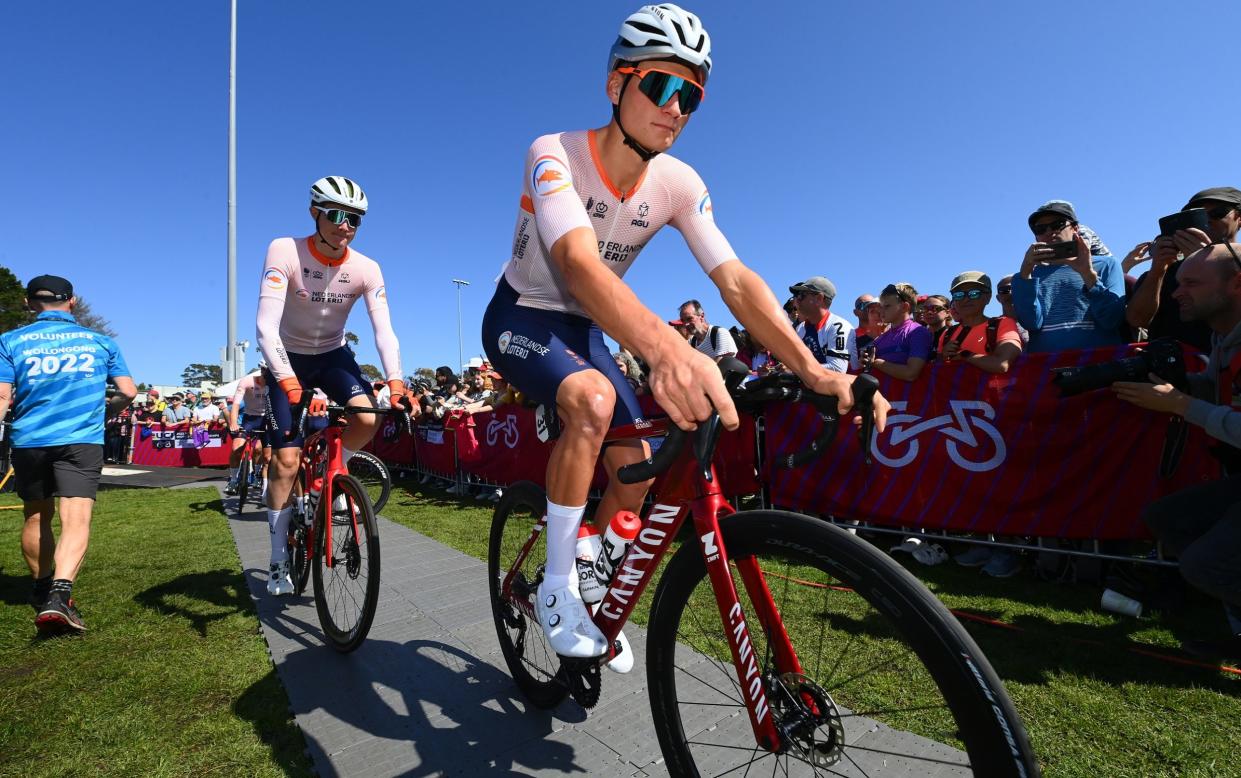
[272,447,300,470]
[558,374,616,438]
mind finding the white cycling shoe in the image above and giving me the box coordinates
[536,582,608,658]
[267,559,294,596]
[605,628,633,673]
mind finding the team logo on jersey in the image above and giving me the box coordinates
[498,331,512,354]
[532,155,572,197]
[697,191,714,218]
[337,272,350,284]
[295,289,309,299]
[637,202,650,218]
[631,200,651,228]
[263,269,287,290]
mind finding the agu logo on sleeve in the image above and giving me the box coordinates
[697,191,714,218]
[532,155,572,197]
[264,268,287,290]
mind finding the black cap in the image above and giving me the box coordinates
[1184,186,1241,210]
[1027,200,1078,230]
[26,275,73,302]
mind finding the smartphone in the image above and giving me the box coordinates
[1046,241,1077,260]
[1158,207,1209,238]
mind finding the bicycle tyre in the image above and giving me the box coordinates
[488,480,569,709]
[312,474,381,653]
[646,510,1039,777]
[288,500,312,596]
[236,455,251,512]
[348,450,391,515]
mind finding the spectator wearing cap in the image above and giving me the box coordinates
[783,296,800,327]
[146,388,166,413]
[1012,200,1127,352]
[678,299,737,363]
[1126,187,1239,353]
[870,283,932,382]
[162,394,191,425]
[0,274,136,634]
[939,272,1023,374]
[789,276,852,373]
[191,392,221,424]
[919,294,952,358]
[847,296,887,370]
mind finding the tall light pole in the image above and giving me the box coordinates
[224,0,239,381]
[451,279,470,373]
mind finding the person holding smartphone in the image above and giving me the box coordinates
[1124,187,1239,353]
[1011,200,1126,352]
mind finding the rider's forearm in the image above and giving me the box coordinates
[367,303,404,381]
[711,262,823,381]
[551,228,688,368]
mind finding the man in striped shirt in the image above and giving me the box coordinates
[0,275,136,634]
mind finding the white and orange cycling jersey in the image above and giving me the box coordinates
[502,130,737,316]
[255,237,402,382]
[231,373,269,416]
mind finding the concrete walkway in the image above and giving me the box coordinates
[223,488,668,777]
[221,486,967,777]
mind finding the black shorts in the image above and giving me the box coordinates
[11,444,105,501]
[262,347,373,449]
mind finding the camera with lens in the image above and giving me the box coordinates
[1052,338,1187,397]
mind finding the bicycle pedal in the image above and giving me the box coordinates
[561,657,602,709]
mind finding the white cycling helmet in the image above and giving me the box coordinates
[309,176,368,214]
[608,4,712,83]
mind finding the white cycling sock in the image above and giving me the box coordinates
[341,446,355,468]
[268,507,293,562]
[543,499,586,593]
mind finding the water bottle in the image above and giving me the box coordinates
[594,510,642,588]
[576,525,605,603]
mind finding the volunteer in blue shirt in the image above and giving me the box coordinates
[0,275,136,634]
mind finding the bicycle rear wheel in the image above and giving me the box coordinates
[647,510,1039,777]
[348,450,391,514]
[312,474,381,653]
[488,480,569,709]
[236,455,251,512]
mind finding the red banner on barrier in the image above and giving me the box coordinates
[413,422,457,476]
[459,406,555,485]
[131,425,232,467]
[365,415,416,465]
[764,346,1217,539]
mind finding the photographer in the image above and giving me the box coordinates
[1125,187,1239,353]
[1012,201,1126,352]
[1113,242,1241,665]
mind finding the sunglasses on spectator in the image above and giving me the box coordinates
[313,206,362,228]
[1031,219,1069,236]
[921,304,946,313]
[951,289,987,301]
[996,286,1012,295]
[1206,205,1237,221]
[615,66,706,115]
[1219,240,1241,272]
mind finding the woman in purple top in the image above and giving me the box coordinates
[871,282,933,382]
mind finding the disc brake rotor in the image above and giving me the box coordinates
[768,672,845,767]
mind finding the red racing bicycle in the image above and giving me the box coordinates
[489,365,1039,776]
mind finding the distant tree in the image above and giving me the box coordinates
[414,367,435,381]
[359,363,382,382]
[136,382,148,392]
[344,331,360,347]
[71,296,117,337]
[181,363,223,386]
[0,267,32,333]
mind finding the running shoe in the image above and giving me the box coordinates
[224,479,239,496]
[954,545,993,568]
[36,591,86,634]
[981,549,1021,578]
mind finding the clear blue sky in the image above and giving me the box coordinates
[5,1,1238,385]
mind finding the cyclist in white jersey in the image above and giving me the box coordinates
[255,176,417,596]
[225,366,272,496]
[482,4,889,662]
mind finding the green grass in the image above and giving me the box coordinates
[381,476,1241,778]
[0,487,311,778]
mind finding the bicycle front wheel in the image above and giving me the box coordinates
[348,450,391,514]
[312,474,381,653]
[647,510,1039,777]
[488,480,568,709]
[236,455,251,512]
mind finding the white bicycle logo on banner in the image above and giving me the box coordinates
[486,415,520,448]
[869,400,1007,472]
